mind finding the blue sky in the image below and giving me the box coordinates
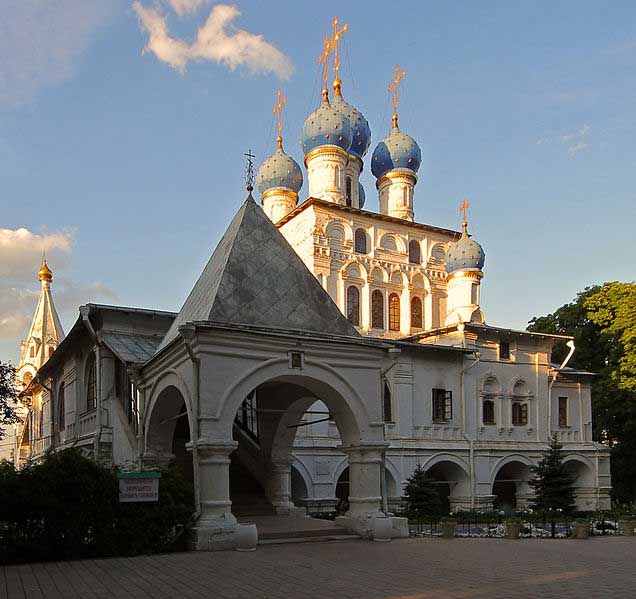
[1,0,635,362]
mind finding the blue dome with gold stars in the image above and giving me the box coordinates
[445,224,485,275]
[301,97,353,156]
[371,125,421,179]
[256,144,303,195]
[331,83,371,159]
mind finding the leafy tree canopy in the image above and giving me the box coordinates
[0,361,19,440]
[528,282,636,503]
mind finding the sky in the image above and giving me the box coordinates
[1,0,635,363]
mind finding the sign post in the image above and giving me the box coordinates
[117,471,161,503]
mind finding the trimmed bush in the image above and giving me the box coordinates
[0,449,193,563]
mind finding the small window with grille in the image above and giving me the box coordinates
[432,388,452,422]
[499,342,510,360]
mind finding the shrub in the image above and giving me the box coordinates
[0,449,193,563]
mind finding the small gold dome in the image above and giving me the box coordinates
[38,259,53,282]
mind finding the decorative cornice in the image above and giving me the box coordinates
[262,188,299,204]
[376,168,418,190]
[304,145,350,166]
[447,269,483,282]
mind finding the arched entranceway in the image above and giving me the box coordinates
[144,384,193,482]
[564,458,596,511]
[423,460,471,514]
[492,459,533,512]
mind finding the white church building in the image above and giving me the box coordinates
[13,32,611,549]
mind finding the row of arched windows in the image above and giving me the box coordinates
[347,286,423,330]
[353,229,422,265]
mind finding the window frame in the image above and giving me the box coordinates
[511,401,528,426]
[410,296,423,329]
[371,290,384,329]
[558,396,568,428]
[408,240,421,264]
[388,293,400,331]
[432,388,452,423]
[354,228,367,254]
[85,352,97,412]
[482,399,495,425]
[345,176,352,207]
[499,342,511,361]
[346,285,360,326]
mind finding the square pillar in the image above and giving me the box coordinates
[188,440,239,551]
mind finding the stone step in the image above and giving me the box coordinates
[258,526,351,541]
[258,534,360,546]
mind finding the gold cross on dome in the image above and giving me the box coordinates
[318,35,334,88]
[460,198,470,232]
[272,89,287,148]
[388,65,406,127]
[330,17,348,81]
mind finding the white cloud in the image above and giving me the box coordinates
[133,2,293,79]
[536,124,590,156]
[0,227,116,343]
[168,0,210,16]
[0,1,116,108]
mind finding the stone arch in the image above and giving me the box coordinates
[370,266,388,284]
[218,358,378,447]
[490,455,534,511]
[290,460,312,504]
[429,242,446,263]
[384,457,402,498]
[563,455,596,510]
[380,233,405,253]
[144,382,193,475]
[480,373,501,395]
[390,270,406,286]
[344,260,367,281]
[421,454,471,512]
[144,369,193,435]
[510,377,531,398]
[326,220,351,245]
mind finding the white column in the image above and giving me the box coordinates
[188,440,238,551]
[262,189,298,223]
[268,457,296,514]
[305,147,349,204]
[344,444,385,519]
[377,170,416,221]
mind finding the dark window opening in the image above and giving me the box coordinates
[354,228,367,254]
[346,286,360,326]
[500,342,510,360]
[345,176,352,206]
[235,390,259,442]
[85,353,97,412]
[558,396,568,427]
[383,381,393,422]
[290,352,302,369]
[371,290,384,329]
[408,240,421,264]
[410,296,423,328]
[512,402,528,426]
[433,388,452,422]
[57,382,65,432]
[483,399,495,425]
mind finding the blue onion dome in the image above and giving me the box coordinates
[358,182,366,208]
[371,121,421,179]
[301,90,353,156]
[445,222,485,275]
[331,80,371,159]
[256,138,303,195]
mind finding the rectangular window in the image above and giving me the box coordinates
[433,388,452,422]
[512,402,528,426]
[558,396,568,427]
[500,342,510,360]
[483,400,495,425]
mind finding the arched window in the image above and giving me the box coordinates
[354,228,367,254]
[345,176,352,206]
[389,293,400,331]
[85,353,97,411]
[58,382,65,431]
[408,240,421,264]
[346,286,360,326]
[410,296,423,328]
[483,400,495,425]
[48,346,54,359]
[23,372,33,387]
[30,346,35,358]
[371,290,384,329]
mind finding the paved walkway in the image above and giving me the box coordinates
[2,536,634,598]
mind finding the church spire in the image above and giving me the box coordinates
[18,259,65,374]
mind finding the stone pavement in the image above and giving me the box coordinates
[2,536,634,599]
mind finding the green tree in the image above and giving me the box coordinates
[402,463,442,521]
[528,282,636,503]
[0,361,19,440]
[530,432,576,514]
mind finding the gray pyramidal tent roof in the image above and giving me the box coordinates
[159,194,359,350]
